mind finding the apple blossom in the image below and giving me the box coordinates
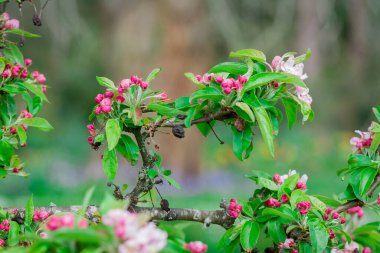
[61,214,75,228]
[296,201,311,215]
[5,19,20,29]
[0,239,4,247]
[271,56,282,70]
[280,56,308,80]
[228,198,243,218]
[184,241,208,253]
[282,238,295,249]
[24,58,32,67]
[294,86,312,105]
[363,247,371,253]
[46,216,63,231]
[104,91,114,98]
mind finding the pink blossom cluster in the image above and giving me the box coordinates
[46,213,88,231]
[1,12,19,29]
[279,238,298,253]
[331,241,371,253]
[86,124,96,145]
[346,206,364,219]
[184,241,208,253]
[350,128,374,154]
[214,75,247,94]
[33,210,49,222]
[94,91,114,114]
[118,75,150,93]
[271,55,312,105]
[272,170,308,190]
[296,201,311,215]
[227,198,242,218]
[264,197,281,208]
[0,219,10,232]
[323,207,346,224]
[0,238,4,247]
[2,58,48,93]
[102,209,167,253]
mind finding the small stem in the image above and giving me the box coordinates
[207,122,224,144]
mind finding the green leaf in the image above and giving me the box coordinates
[145,68,161,82]
[147,168,158,179]
[106,119,121,150]
[80,187,95,216]
[267,219,287,244]
[0,140,14,165]
[256,177,279,191]
[282,97,298,128]
[373,106,380,122]
[24,195,34,227]
[298,242,313,253]
[147,103,183,117]
[184,107,197,128]
[307,218,329,253]
[294,48,312,64]
[6,28,40,38]
[20,117,53,131]
[18,81,49,102]
[184,73,206,89]
[208,62,248,75]
[313,195,342,208]
[3,43,24,65]
[262,208,296,222]
[162,174,181,189]
[8,221,20,246]
[369,134,380,156]
[309,196,326,212]
[189,86,224,103]
[350,167,378,197]
[230,49,266,62]
[232,124,252,161]
[15,125,27,145]
[235,102,255,123]
[348,154,372,168]
[116,135,139,165]
[96,76,116,90]
[218,224,243,249]
[102,149,118,181]
[278,174,299,197]
[243,72,306,93]
[244,95,274,157]
[52,228,105,243]
[240,220,260,251]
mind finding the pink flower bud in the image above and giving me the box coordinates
[280,194,289,203]
[62,214,75,228]
[195,74,202,82]
[119,79,132,90]
[39,232,48,239]
[115,95,125,103]
[159,92,168,100]
[377,193,380,206]
[223,87,232,94]
[33,213,40,222]
[2,12,10,20]
[184,241,208,253]
[340,218,346,224]
[292,250,298,253]
[42,85,47,94]
[130,75,141,84]
[78,218,88,228]
[2,69,10,78]
[104,91,114,98]
[215,76,224,83]
[264,198,277,207]
[95,106,103,115]
[46,216,63,231]
[115,225,126,239]
[21,110,33,118]
[38,210,49,220]
[275,201,282,208]
[238,75,248,84]
[362,247,371,253]
[20,69,28,79]
[13,168,19,173]
[95,94,104,103]
[140,81,149,89]
[357,209,364,219]
[273,81,280,88]
[296,181,307,190]
[273,174,282,185]
[325,207,332,214]
[21,124,28,132]
[32,71,39,79]
[0,238,5,247]
[323,213,329,220]
[332,212,340,219]
[5,19,20,29]
[10,127,16,135]
[24,58,32,67]
[2,220,10,227]
[87,136,94,144]
[11,67,20,77]
[100,98,111,107]
[271,56,282,70]
[36,74,46,84]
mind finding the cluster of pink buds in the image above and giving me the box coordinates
[350,128,374,154]
[21,109,33,119]
[227,198,242,218]
[329,229,336,239]
[195,73,213,85]
[184,241,208,253]
[46,214,88,231]
[86,124,96,145]
[0,219,10,232]
[273,171,308,191]
[346,206,364,219]
[94,92,114,114]
[10,124,28,135]
[296,201,311,215]
[214,75,247,94]
[279,238,298,252]
[0,238,4,247]
[323,207,346,224]
[1,12,20,29]
[118,75,150,93]
[33,210,49,222]
[31,70,47,84]
[264,197,281,208]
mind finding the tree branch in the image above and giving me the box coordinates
[161,111,235,128]
[367,173,380,198]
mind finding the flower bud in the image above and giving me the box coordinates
[24,58,32,67]
[339,218,346,224]
[238,75,248,84]
[332,212,340,219]
[215,76,224,83]
[32,71,39,79]
[95,106,103,115]
[5,19,20,29]
[280,194,289,203]
[20,69,28,79]
[273,174,282,185]
[2,69,10,78]
[36,74,46,84]
[104,91,114,99]
[140,81,149,89]
[362,247,371,253]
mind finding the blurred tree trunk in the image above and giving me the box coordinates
[101,0,214,177]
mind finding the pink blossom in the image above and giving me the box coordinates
[238,75,248,84]
[215,76,224,83]
[36,74,46,84]
[61,214,75,228]
[119,79,132,90]
[5,19,20,29]
[39,232,48,239]
[294,86,312,105]
[281,194,289,203]
[228,198,242,218]
[2,69,10,78]
[280,56,308,80]
[115,95,125,103]
[332,212,340,219]
[2,220,10,227]
[20,69,28,79]
[32,71,40,79]
[283,238,295,249]
[0,238,4,246]
[130,75,141,84]
[95,94,104,103]
[362,247,371,253]
[104,91,114,99]
[296,201,311,215]
[100,98,112,113]
[95,106,103,115]
[273,174,282,185]
[184,241,208,253]
[21,110,33,118]
[2,12,10,20]
[159,92,168,100]
[46,216,63,231]
[24,58,32,67]
[271,56,282,70]
[344,241,359,252]
[140,81,149,89]
[78,218,88,228]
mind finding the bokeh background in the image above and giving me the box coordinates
[1,0,380,251]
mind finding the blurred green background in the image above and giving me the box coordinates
[1,0,380,252]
